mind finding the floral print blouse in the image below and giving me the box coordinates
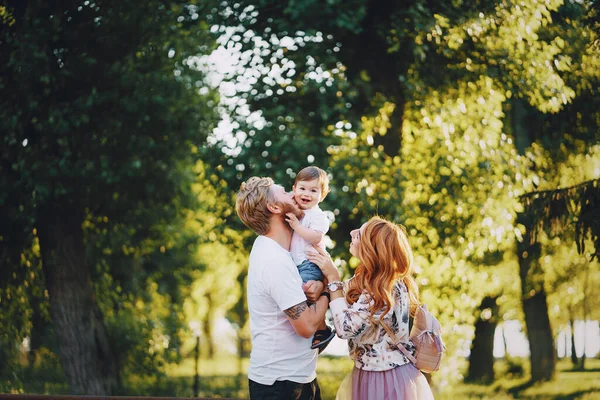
[329,280,416,371]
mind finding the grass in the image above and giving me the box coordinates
[434,358,600,400]
[2,353,599,399]
[163,354,354,399]
[163,355,600,400]
[167,356,600,400]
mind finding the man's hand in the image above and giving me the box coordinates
[285,212,301,230]
[303,280,324,302]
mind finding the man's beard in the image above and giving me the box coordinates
[277,201,304,230]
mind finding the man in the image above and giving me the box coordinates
[236,176,331,400]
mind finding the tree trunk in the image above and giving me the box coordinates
[521,291,555,381]
[37,205,118,394]
[563,327,567,360]
[202,293,215,359]
[237,333,245,389]
[232,270,249,388]
[580,264,590,370]
[579,335,587,370]
[501,325,508,358]
[517,212,556,382]
[511,98,534,154]
[578,319,586,370]
[466,296,499,383]
[569,318,579,367]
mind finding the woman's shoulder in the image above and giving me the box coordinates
[393,279,408,294]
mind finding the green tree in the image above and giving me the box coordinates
[182,160,248,361]
[207,0,600,385]
[0,1,217,393]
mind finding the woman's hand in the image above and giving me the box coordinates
[306,245,341,283]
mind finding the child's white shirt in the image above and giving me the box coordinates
[290,206,330,265]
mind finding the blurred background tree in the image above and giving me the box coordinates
[0,0,599,396]
[207,0,600,385]
[0,0,219,394]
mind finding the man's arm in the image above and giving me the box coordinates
[283,296,329,338]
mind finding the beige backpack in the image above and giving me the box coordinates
[380,304,445,373]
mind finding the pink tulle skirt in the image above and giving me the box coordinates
[347,363,434,400]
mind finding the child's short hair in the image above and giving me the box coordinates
[294,166,330,201]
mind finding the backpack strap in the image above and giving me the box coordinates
[414,305,445,353]
[420,304,437,334]
[379,319,417,365]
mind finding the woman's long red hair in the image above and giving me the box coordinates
[345,216,420,321]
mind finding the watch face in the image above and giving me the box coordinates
[329,282,342,292]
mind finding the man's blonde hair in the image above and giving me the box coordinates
[235,177,275,235]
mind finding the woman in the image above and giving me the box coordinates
[307,216,434,400]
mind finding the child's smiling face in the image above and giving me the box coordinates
[292,179,322,210]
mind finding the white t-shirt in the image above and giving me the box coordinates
[247,235,317,385]
[290,206,330,265]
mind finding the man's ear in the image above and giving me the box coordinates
[267,202,280,214]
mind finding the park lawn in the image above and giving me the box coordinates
[167,354,249,377]
[164,354,354,399]
[509,358,600,400]
[4,352,598,399]
[433,358,600,400]
[164,355,600,400]
[315,356,600,400]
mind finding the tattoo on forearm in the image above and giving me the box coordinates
[284,302,308,320]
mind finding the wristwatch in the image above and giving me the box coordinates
[327,281,344,292]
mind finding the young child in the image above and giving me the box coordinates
[285,166,335,352]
